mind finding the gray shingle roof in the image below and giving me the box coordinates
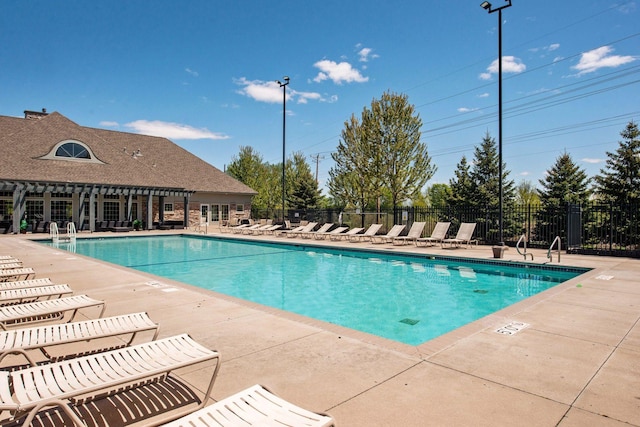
[0,112,256,195]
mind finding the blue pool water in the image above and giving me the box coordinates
[46,235,586,345]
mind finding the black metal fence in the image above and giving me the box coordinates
[251,202,640,258]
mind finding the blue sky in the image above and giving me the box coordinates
[1,1,638,194]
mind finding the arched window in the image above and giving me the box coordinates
[40,140,104,164]
[55,142,90,159]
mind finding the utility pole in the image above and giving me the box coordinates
[309,153,325,184]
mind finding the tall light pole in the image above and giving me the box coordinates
[276,76,290,223]
[480,0,511,247]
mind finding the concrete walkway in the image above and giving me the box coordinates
[0,230,638,426]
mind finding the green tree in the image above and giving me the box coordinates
[593,121,640,204]
[425,183,452,207]
[448,156,474,208]
[328,91,436,210]
[288,152,321,209]
[469,131,515,209]
[538,152,590,206]
[226,146,280,212]
[328,115,374,211]
[516,180,540,205]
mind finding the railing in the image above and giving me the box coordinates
[516,234,534,260]
[548,236,561,262]
[67,222,77,240]
[49,222,59,243]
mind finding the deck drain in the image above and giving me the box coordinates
[473,289,489,294]
[400,318,419,326]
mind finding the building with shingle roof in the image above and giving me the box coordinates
[0,110,256,233]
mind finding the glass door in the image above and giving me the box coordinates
[210,204,220,225]
[200,204,209,225]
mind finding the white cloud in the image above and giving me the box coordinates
[185,68,199,77]
[582,157,603,164]
[571,46,637,76]
[477,92,490,98]
[234,77,329,104]
[520,171,531,176]
[548,43,560,51]
[125,120,229,140]
[313,59,369,84]
[479,56,526,80]
[358,47,379,62]
[99,121,119,128]
[457,107,479,113]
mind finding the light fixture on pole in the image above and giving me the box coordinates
[480,0,512,247]
[276,76,290,223]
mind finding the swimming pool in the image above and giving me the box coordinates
[46,235,587,345]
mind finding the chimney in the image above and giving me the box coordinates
[24,108,49,120]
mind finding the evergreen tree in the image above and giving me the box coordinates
[593,121,640,204]
[469,132,515,209]
[288,152,321,209]
[448,156,474,208]
[538,152,590,206]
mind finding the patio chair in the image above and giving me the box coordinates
[0,278,54,291]
[301,223,333,239]
[0,258,21,265]
[314,226,348,240]
[0,311,159,367]
[416,222,451,247]
[285,222,318,238]
[0,268,35,282]
[0,334,220,427]
[230,223,251,234]
[331,227,364,241]
[160,384,334,427]
[244,223,272,234]
[442,223,478,248]
[392,222,426,246]
[370,224,406,244]
[349,223,383,242]
[0,284,73,306]
[0,263,23,269]
[255,223,283,235]
[274,224,305,237]
[0,295,106,330]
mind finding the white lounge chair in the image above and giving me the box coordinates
[275,224,305,237]
[0,268,35,282]
[442,223,478,248]
[349,223,383,242]
[0,334,220,426]
[0,295,106,330]
[0,256,15,260]
[331,227,364,241]
[0,263,24,269]
[0,311,159,367]
[370,224,406,244]
[416,222,451,247]
[0,278,54,291]
[392,222,426,245]
[314,226,348,240]
[160,384,334,427]
[230,223,252,234]
[0,258,21,265]
[0,284,73,305]
[256,223,284,235]
[302,223,333,239]
[286,222,318,238]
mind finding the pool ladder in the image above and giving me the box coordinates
[547,236,561,262]
[516,234,534,260]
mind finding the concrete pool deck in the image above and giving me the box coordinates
[0,230,638,426]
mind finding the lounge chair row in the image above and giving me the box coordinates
[255,221,479,248]
[0,259,335,426]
